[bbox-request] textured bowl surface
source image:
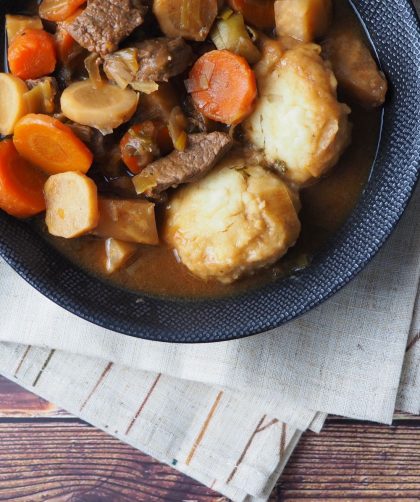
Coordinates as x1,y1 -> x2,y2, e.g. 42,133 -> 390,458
0,0 -> 419,343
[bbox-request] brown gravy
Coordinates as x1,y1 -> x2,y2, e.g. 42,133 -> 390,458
5,0 -> 383,298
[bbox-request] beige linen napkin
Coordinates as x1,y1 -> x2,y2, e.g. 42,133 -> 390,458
0,184 -> 418,500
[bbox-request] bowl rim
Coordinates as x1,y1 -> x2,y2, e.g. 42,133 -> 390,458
0,0 -> 419,343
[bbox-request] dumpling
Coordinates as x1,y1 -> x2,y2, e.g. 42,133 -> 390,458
244,40 -> 351,185
164,153 -> 301,284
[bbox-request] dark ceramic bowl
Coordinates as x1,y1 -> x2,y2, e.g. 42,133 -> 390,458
1,1 -> 419,343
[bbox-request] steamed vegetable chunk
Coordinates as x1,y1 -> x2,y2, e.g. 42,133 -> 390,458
0,140 -> 46,218
105,238 -> 138,274
275,0 -> 332,42
165,154 -> 301,284
5,15 -> 43,43
210,12 -> 261,65
153,0 -> 218,41
45,172 -> 99,238
13,114 -> 93,175
244,41 -> 351,185
323,27 -> 388,108
60,81 -> 139,132
188,50 -> 257,125
24,77 -> 57,114
94,199 -> 159,245
0,74 -> 29,136
8,29 -> 57,80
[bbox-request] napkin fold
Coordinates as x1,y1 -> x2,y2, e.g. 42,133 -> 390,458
0,185 -> 418,500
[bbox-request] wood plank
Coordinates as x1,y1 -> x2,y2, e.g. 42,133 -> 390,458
276,421 -> 420,501
0,421 -> 220,501
0,375 -> 68,418
0,418 -> 417,501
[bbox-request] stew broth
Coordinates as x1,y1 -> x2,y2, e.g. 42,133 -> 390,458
2,0 -> 383,298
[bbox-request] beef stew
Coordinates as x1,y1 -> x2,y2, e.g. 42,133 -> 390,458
0,0 -> 385,298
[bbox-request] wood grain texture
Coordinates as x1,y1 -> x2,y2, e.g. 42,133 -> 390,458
0,422 -> 220,501
0,377 -> 418,501
278,420 -> 420,500
0,376 -> 68,418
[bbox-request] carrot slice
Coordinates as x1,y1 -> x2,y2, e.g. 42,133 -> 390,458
39,0 -> 86,22
188,50 -> 257,125
8,28 -> 57,80
0,140 -> 46,218
13,114 -> 93,175
228,0 -> 275,29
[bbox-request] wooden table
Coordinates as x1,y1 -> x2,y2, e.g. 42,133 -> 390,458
0,375 -> 418,501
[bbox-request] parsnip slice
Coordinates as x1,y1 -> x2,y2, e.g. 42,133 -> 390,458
6,15 -> 43,43
105,238 -> 138,274
153,0 -> 218,41
24,77 -> 57,114
94,198 -> 159,245
60,81 -> 139,132
0,73 -> 29,135
275,0 -> 332,42
45,172 -> 99,238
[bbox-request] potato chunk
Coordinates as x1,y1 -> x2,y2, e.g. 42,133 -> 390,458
104,238 -> 138,274
244,41 -> 351,185
322,27 -> 388,108
164,153 -> 301,284
275,0 -> 332,42
45,172 -> 99,239
94,198 -> 159,245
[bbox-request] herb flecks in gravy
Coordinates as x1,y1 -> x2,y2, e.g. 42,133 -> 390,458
1,0 -> 385,298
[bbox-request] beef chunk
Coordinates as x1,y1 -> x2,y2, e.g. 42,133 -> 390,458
104,38 -> 193,85
135,38 -> 193,82
64,0 -> 147,56
138,132 -> 233,195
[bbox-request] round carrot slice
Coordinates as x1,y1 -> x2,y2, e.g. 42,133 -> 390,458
8,28 -> 57,80
13,114 -> 93,176
188,50 -> 257,125
0,140 -> 46,218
